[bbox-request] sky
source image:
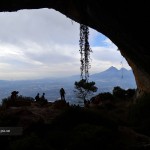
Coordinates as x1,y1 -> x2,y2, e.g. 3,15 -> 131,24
0,8 -> 131,80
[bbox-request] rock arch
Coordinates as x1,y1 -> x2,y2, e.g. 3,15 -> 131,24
0,0 -> 150,96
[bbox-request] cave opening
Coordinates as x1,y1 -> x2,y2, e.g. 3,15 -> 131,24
0,2 -> 150,149
0,8 -> 136,101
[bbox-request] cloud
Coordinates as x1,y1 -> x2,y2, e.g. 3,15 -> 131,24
0,9 -> 79,46
90,39 -> 131,73
0,8 -> 130,80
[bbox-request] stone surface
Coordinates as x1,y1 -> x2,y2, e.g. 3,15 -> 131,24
0,0 -> 150,95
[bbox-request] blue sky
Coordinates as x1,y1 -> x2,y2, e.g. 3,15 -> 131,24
90,33 -> 108,47
0,8 -> 131,80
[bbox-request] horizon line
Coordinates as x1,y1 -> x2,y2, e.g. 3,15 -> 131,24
0,66 -> 132,81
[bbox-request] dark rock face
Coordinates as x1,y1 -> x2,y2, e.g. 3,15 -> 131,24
0,0 -> 150,95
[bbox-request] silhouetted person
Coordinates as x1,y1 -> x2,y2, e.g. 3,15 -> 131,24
11,91 -> 19,101
35,93 -> 40,102
60,88 -> 65,101
41,93 -> 45,101
41,92 -> 48,104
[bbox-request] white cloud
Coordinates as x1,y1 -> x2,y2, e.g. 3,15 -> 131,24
0,8 -> 130,80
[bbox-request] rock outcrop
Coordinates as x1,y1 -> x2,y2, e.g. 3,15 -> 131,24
0,0 -> 150,96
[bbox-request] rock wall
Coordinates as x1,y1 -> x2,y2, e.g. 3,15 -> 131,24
120,49 -> 150,97
0,0 -> 150,96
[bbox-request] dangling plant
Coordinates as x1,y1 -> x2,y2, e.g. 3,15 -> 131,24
74,24 -> 97,101
79,24 -> 92,81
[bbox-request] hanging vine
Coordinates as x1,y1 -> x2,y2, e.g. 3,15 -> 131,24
74,24 -> 97,101
79,24 -> 92,81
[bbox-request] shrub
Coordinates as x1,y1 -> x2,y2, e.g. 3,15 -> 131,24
1,95 -> 34,108
113,86 -> 126,99
126,89 -> 136,98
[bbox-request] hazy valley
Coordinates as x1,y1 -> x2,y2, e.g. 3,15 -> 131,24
0,66 -> 136,105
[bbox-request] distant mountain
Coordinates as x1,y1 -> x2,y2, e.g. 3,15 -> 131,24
0,66 -> 136,105
91,66 -> 119,79
90,66 -> 136,93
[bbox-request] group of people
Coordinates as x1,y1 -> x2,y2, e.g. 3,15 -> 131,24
10,88 -> 66,103
35,93 -> 46,102
35,88 -> 66,102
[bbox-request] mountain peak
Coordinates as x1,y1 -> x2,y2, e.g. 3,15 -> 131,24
106,66 -> 118,71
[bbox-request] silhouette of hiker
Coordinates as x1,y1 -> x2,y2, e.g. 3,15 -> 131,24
11,91 -> 19,101
35,93 -> 40,102
41,92 -> 48,104
41,93 -> 45,101
60,88 -> 65,100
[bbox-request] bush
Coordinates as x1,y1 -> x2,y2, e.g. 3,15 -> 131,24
126,89 -> 136,98
113,87 -> 136,100
98,92 -> 114,101
113,86 -> 126,99
90,92 -> 114,104
2,95 -> 34,108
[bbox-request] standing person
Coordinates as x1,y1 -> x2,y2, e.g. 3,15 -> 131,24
35,93 -> 40,102
60,88 -> 65,101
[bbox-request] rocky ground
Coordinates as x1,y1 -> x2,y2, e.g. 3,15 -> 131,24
0,98 -> 150,150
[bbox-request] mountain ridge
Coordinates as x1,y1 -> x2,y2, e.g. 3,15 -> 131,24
90,66 -> 132,80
